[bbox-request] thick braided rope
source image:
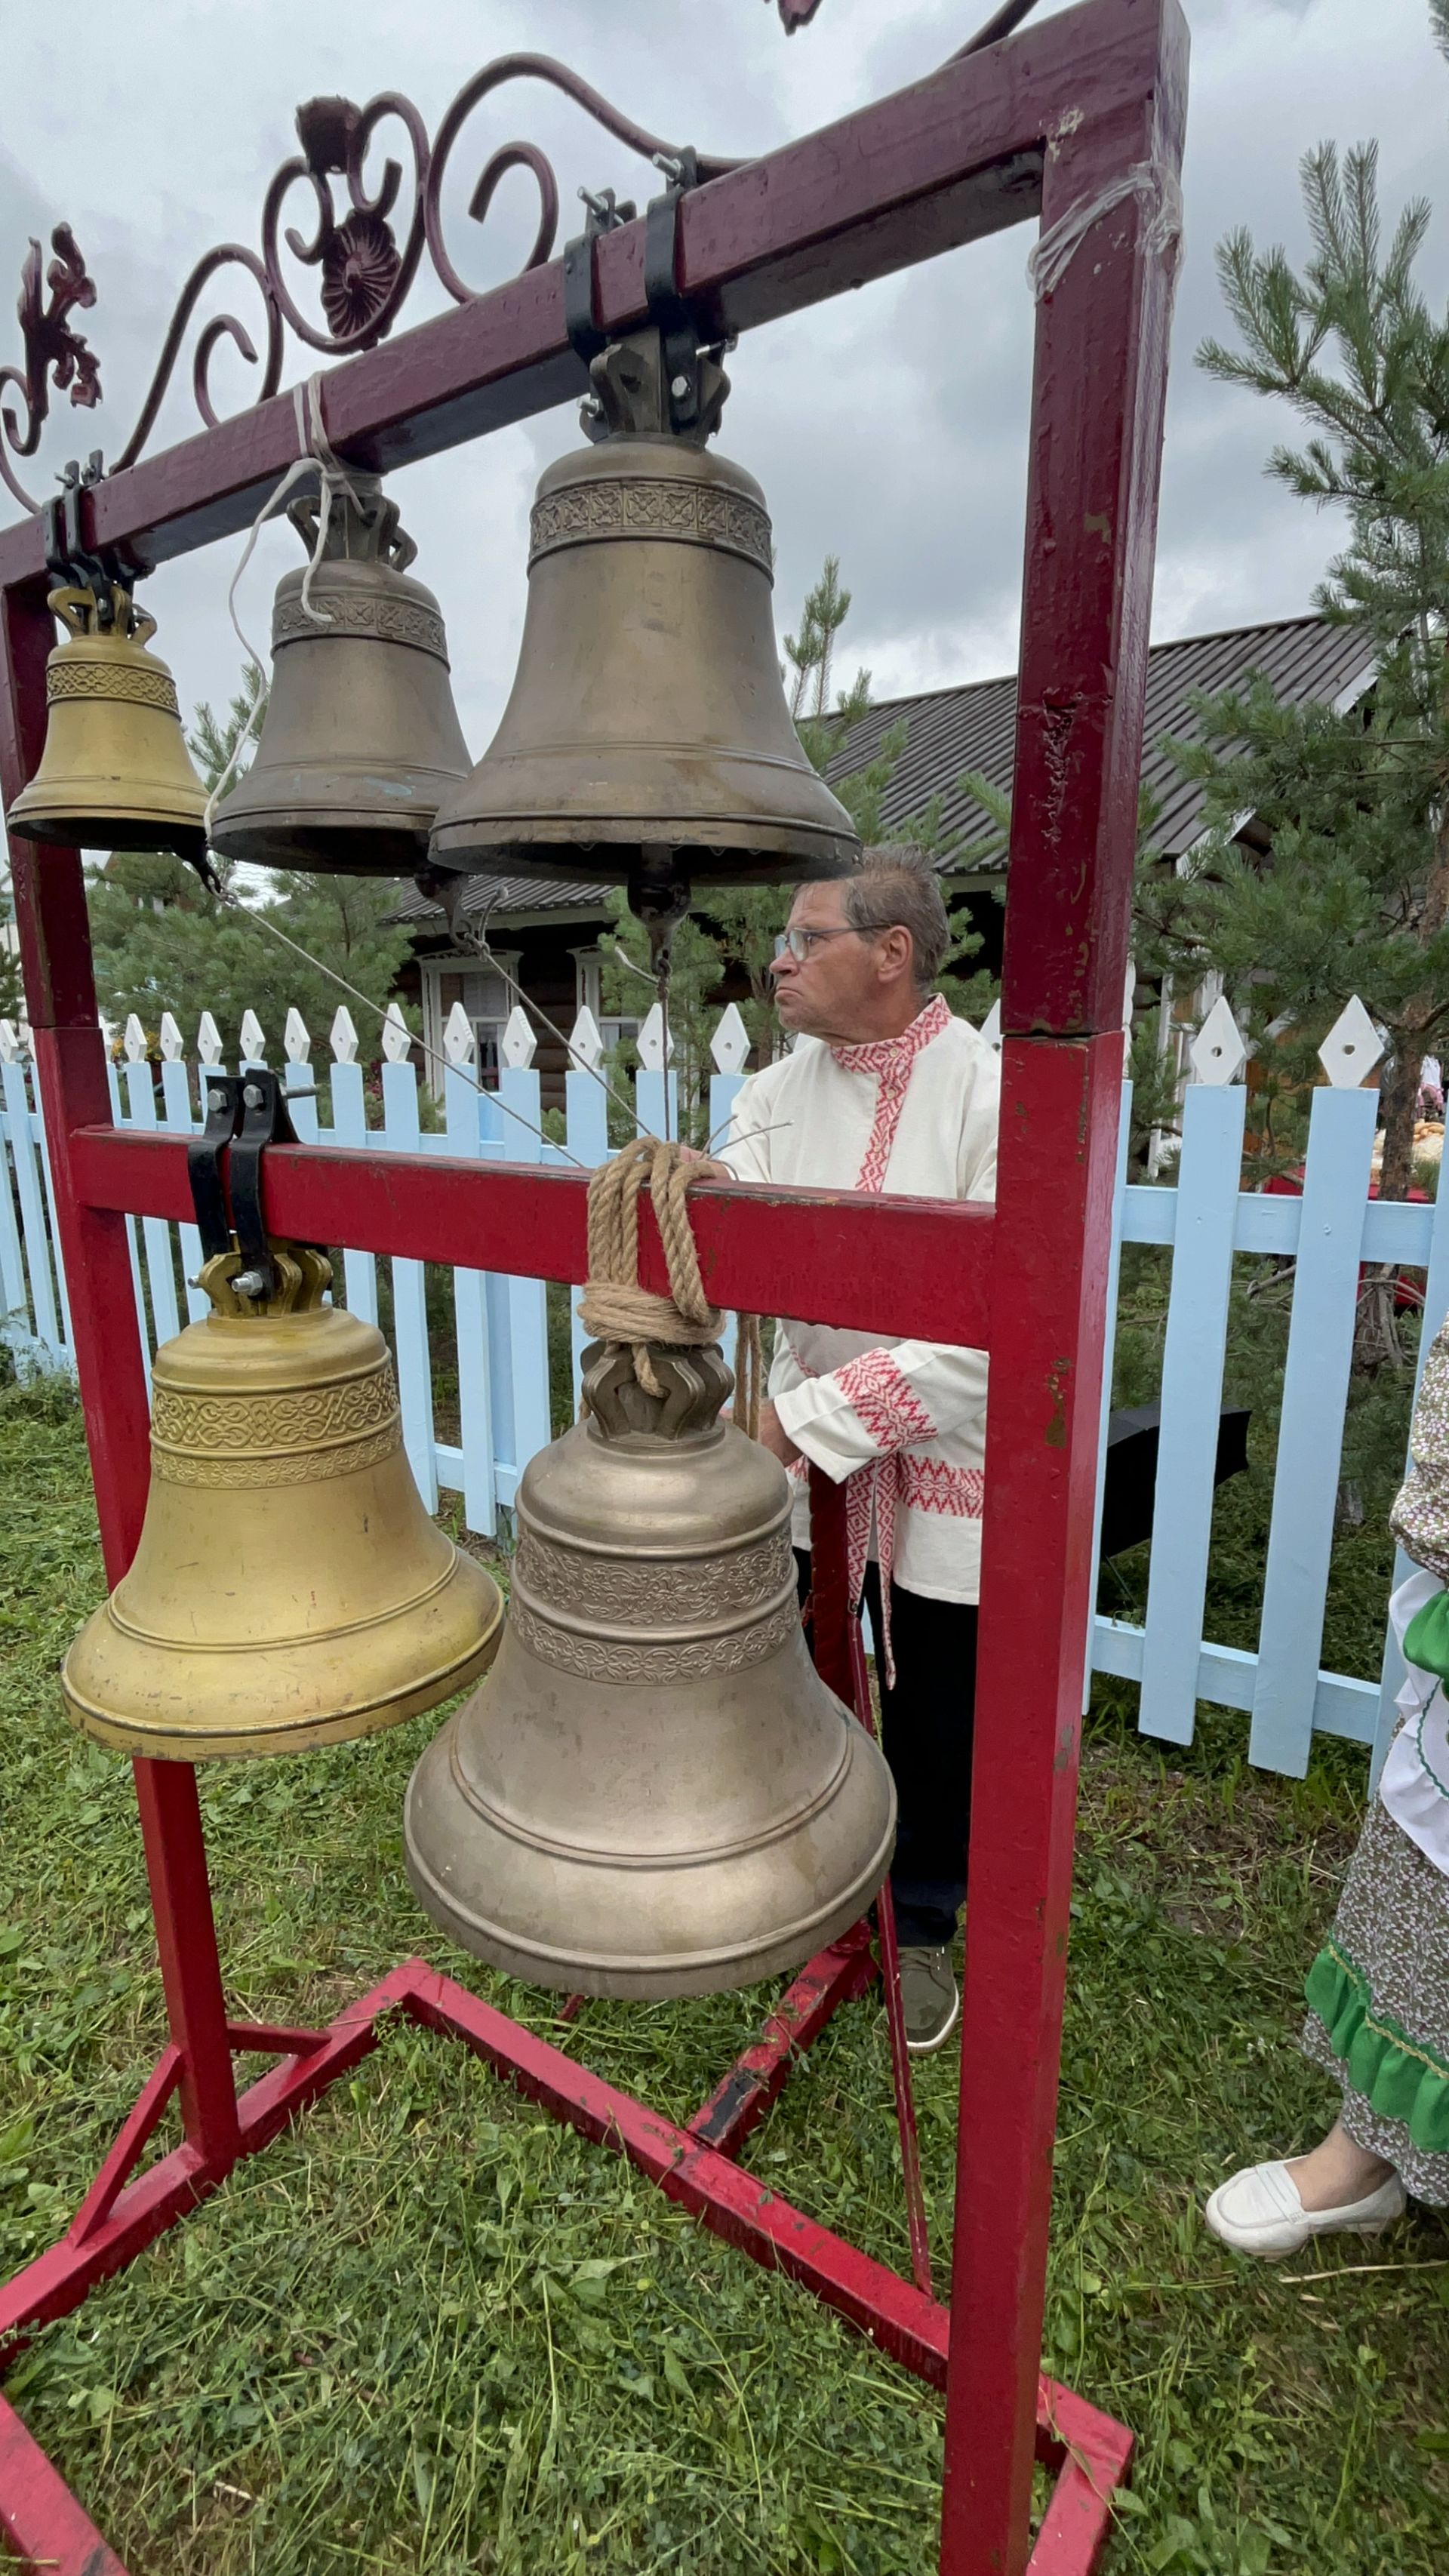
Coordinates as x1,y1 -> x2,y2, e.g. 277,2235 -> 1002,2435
578,1137 -> 762,1437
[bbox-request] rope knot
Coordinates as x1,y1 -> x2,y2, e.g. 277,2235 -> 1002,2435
577,1136 -> 761,1438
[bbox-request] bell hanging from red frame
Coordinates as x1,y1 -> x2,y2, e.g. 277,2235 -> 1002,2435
403,1334 -> 895,1999
5,581 -> 208,861
208,472 -> 472,877
426,328 -> 860,924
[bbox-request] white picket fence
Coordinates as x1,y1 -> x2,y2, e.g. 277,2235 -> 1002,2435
2,991 -> 1444,1783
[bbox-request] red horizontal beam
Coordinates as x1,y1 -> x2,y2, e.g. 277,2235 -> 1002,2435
0,0 -> 1167,583
66,1124 -> 995,1344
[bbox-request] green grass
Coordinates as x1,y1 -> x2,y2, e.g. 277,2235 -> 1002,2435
1,1379 -> 1447,2574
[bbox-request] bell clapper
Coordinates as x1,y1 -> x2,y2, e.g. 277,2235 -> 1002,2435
627,845 -> 692,1142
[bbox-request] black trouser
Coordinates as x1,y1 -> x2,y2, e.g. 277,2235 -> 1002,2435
795,1550 -> 977,1950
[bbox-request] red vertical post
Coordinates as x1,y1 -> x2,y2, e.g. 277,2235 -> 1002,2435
806,1463 -> 853,1704
940,16 -> 1189,2572
1,580 -> 241,2169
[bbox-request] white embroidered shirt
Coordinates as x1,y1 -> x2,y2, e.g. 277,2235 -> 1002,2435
721,995 -> 998,1618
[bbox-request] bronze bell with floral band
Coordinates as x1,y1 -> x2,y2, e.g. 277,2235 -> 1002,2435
426,322 -> 860,944
62,1073 -> 501,1760
5,581 -> 208,861
403,1140 -> 895,1999
208,472 -> 472,877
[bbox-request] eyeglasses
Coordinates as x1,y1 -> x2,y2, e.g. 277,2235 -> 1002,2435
779,921 -> 898,963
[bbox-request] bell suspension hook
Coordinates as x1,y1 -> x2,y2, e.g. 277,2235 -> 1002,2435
229,1067 -> 312,1303
185,1071 -> 246,1265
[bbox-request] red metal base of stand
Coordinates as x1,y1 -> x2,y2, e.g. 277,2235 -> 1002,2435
0,1950 -> 1131,2576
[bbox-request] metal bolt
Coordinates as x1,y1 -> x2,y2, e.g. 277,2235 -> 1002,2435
670,374 -> 690,399
243,1082 -> 264,1107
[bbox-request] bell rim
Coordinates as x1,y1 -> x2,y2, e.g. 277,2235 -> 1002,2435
5,800 -> 207,858
206,812 -> 445,869
428,817 -> 860,873
401,1730 -> 896,2000
60,1571 -> 503,1761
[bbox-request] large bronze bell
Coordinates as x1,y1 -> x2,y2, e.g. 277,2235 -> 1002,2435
427,330 -> 859,909
63,1242 -> 502,1760
5,583 -> 208,860
404,1338 -> 895,1999
208,475 -> 471,876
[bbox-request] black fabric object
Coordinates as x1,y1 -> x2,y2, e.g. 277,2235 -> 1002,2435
1098,1403 -> 1251,1561
796,1550 -> 976,1950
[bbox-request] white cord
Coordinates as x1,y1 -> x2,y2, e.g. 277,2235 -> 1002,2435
202,374 -> 366,841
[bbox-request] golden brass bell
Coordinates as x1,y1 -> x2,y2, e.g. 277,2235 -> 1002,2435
63,1242 -> 502,1760
404,1338 -> 894,1999
209,475 -> 471,876
6,583 -> 208,860
428,331 -> 860,900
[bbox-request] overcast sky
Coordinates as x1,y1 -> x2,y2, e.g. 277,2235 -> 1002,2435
2,0 -> 1446,757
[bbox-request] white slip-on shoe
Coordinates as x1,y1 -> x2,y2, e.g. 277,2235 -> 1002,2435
1203,2158 -> 1406,2259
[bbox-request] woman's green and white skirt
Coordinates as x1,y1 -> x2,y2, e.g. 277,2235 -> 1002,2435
1303,1789 -> 1449,2205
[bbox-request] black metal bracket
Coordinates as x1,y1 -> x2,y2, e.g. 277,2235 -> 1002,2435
229,1069 -> 303,1301
183,1067 -> 316,1297
186,1072 -> 245,1263
40,454 -> 129,622
642,150 -> 711,437
563,185 -> 637,372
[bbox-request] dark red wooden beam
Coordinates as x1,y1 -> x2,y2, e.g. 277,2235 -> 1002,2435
0,0 -> 1173,583
65,1122 -> 995,1344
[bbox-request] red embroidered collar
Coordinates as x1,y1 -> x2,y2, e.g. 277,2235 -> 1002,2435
829,993 -> 953,1192
827,990 -> 952,1079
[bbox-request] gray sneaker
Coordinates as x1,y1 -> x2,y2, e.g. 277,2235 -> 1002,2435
898,1947 -> 959,2054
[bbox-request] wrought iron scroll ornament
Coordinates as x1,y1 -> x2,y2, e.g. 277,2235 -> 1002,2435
0,56 -> 742,515
0,226 -> 100,509
0,14 -> 1045,511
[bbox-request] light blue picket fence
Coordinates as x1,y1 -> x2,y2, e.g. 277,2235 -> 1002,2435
2,993 -> 1444,1783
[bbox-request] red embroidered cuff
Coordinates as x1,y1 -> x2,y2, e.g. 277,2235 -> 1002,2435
834,1349 -> 937,1455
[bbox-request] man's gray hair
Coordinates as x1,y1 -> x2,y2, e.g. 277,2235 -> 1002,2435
840,843 -> 950,991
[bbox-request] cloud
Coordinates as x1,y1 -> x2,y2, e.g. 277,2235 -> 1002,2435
2,0 -> 1445,752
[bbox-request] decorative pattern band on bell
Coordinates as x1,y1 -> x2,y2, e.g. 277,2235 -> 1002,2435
208,472 -> 472,877
63,1241 -> 502,1761
403,1334 -> 895,1999
427,328 -> 860,896
5,583 -> 208,860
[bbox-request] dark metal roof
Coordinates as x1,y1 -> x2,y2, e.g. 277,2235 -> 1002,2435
822,614 -> 1377,869
395,871 -> 614,928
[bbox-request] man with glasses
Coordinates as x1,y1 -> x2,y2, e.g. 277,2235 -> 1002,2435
721,845 -> 999,2052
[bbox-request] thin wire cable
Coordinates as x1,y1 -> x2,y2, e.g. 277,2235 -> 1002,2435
464,895 -> 643,1135
220,891 -> 586,1166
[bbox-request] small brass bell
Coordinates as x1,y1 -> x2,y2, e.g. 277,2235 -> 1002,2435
208,474 -> 471,876
404,1338 -> 894,1999
5,583 -> 208,860
428,330 -> 860,908
63,1242 -> 502,1760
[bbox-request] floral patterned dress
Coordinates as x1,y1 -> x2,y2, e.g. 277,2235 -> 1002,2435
1301,1317 -> 1449,2202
